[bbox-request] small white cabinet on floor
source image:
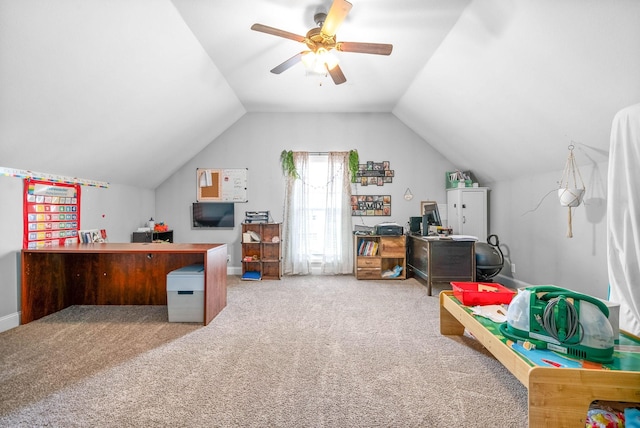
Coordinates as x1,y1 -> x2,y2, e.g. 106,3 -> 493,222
446,187 -> 489,241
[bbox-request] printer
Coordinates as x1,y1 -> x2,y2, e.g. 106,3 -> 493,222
375,222 -> 403,236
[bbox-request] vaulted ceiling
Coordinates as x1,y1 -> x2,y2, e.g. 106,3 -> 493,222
1,0 -> 639,188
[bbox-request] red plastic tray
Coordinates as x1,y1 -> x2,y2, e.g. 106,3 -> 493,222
451,282 -> 516,306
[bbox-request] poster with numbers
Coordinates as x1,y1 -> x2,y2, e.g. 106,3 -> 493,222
23,180 -> 81,249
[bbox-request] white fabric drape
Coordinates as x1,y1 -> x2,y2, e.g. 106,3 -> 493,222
607,103 -> 640,336
282,151 -> 353,275
283,152 -> 311,275
321,152 -> 354,274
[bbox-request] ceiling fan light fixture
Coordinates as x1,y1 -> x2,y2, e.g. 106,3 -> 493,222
251,0 -> 391,85
302,49 -> 339,75
319,48 -> 339,70
301,51 -> 321,74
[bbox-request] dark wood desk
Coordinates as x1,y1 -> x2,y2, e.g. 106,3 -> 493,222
21,243 -> 227,325
406,235 -> 475,295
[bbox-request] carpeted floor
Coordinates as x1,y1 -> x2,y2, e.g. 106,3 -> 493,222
0,275 -> 528,427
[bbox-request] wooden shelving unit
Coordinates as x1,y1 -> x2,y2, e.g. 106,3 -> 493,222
354,234 -> 406,280
241,223 -> 282,280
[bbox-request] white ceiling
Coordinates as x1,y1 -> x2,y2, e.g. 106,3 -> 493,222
172,0 -> 470,113
1,0 -> 639,188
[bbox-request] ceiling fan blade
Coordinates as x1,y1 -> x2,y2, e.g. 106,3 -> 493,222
270,52 -> 305,74
327,64 -> 347,85
251,23 -> 306,43
321,0 -> 352,37
337,42 -> 393,55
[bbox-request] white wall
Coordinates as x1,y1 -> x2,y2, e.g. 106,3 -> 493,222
155,112 -> 456,270
489,159 -> 609,299
0,177 -> 24,332
2,113 -> 613,333
81,184 -> 156,243
0,177 -> 154,332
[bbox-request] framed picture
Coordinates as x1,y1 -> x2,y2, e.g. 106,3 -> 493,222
351,195 -> 391,216
420,201 -> 442,226
420,200 -> 437,215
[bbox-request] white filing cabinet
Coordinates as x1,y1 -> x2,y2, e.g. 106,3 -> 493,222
446,187 -> 489,241
166,264 -> 204,322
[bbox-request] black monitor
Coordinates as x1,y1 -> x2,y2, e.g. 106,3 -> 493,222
409,216 -> 422,233
421,202 -> 441,235
192,202 -> 235,228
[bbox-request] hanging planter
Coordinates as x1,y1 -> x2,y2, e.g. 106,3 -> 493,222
348,150 -> 359,183
280,150 -> 298,179
558,144 -> 585,237
557,187 -> 584,207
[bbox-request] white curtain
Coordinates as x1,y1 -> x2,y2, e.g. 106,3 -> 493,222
283,152 -> 311,275
282,151 -> 353,275
321,152 -> 354,274
607,103 -> 640,335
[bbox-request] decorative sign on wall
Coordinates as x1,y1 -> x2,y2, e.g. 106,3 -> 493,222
1,166 -> 109,188
196,168 -> 248,202
351,195 -> 391,216
23,179 -> 81,249
354,161 -> 394,186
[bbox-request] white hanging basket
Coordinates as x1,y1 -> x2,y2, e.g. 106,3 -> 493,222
557,187 -> 585,207
557,144 -> 585,238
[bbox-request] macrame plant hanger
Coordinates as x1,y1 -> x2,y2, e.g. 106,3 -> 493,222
558,144 -> 585,238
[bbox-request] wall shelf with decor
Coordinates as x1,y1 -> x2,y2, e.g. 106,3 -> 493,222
241,223 -> 282,280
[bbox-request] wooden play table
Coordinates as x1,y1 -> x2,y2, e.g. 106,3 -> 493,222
440,290 -> 640,427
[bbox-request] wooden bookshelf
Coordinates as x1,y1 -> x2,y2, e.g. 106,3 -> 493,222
354,235 -> 406,280
241,223 -> 282,280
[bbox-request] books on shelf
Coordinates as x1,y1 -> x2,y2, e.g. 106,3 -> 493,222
357,239 -> 379,256
79,229 -> 108,243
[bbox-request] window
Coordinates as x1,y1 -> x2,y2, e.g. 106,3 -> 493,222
282,152 -> 353,275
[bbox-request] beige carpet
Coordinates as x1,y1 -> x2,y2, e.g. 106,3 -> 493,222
0,275 -> 527,427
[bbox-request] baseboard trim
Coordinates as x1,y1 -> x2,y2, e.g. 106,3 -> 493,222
228,266 -> 242,276
494,274 -> 532,289
0,311 -> 20,333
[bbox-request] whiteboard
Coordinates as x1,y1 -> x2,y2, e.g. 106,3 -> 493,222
196,168 -> 247,202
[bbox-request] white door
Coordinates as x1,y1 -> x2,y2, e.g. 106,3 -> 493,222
447,188 -> 488,240
460,190 -> 487,240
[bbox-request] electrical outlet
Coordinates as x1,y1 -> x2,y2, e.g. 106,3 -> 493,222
511,263 -> 516,274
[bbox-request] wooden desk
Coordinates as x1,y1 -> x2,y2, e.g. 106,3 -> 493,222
407,235 -> 475,295
440,291 -> 640,427
21,243 -> 227,326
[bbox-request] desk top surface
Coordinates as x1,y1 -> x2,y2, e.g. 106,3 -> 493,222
22,242 -> 226,254
407,233 -> 476,243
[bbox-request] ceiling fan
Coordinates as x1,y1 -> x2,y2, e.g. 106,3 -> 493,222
251,0 -> 393,85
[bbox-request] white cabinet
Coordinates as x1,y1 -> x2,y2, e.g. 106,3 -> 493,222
446,187 -> 488,241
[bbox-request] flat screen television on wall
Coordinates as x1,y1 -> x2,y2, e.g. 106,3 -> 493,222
192,202 -> 235,228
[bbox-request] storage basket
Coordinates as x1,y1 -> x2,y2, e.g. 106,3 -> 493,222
451,282 -> 516,306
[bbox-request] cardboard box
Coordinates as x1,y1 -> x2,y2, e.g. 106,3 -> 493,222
166,264 -> 204,322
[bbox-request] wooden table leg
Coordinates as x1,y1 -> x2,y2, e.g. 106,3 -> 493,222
439,291 -> 465,335
528,367 -> 640,427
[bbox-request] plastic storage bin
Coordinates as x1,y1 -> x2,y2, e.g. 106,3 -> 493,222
451,282 -> 516,306
166,264 -> 204,322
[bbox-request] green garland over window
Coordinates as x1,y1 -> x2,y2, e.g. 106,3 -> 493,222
348,149 -> 359,183
280,150 -> 298,179
280,150 -> 359,182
